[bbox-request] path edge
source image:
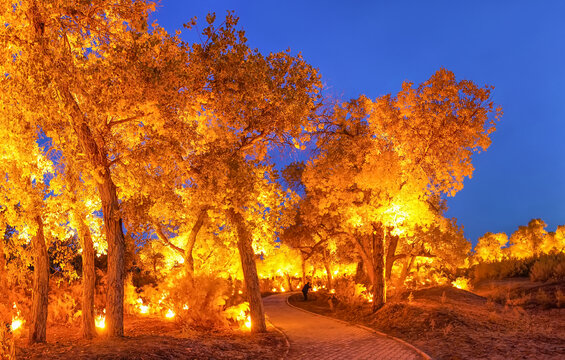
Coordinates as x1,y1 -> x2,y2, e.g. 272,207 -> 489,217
265,315 -> 290,360
284,293 -> 432,360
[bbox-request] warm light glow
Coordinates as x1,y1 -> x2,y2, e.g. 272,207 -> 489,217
271,287 -> 277,292
224,302 -> 251,330
238,290 -> 243,294
329,289 -> 336,294
183,304 -> 189,310
136,298 -> 149,314
312,286 -> 319,292
95,315 -> 105,329
451,277 -> 471,290
165,309 -> 175,319
11,303 -> 23,332
11,318 -> 23,332
280,286 -> 286,292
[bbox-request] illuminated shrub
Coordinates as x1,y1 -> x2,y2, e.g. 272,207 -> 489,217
472,258 -> 534,282
530,253 -> 565,282
46,282 -> 83,326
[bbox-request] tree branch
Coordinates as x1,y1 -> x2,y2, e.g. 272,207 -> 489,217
153,223 -> 185,256
108,113 -> 151,128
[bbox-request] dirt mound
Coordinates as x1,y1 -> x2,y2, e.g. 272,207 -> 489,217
408,285 -> 487,305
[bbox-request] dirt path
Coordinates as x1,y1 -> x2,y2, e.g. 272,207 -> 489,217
263,293 -> 427,360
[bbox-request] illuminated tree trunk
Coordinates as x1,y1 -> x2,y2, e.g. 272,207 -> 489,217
65,92 -> 125,337
371,226 -> 386,312
322,250 -> 333,290
354,228 -> 386,312
400,255 -> 415,285
0,228 -> 6,293
184,208 -> 207,275
385,234 -> 399,281
228,209 -> 267,333
285,273 -> 293,291
300,254 -> 307,286
29,215 -> 48,344
100,186 -> 125,338
77,220 -> 96,339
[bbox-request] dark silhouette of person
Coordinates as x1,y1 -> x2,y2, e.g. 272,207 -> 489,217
302,282 -> 311,301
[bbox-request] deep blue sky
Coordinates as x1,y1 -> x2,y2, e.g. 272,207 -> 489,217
152,1 -> 565,245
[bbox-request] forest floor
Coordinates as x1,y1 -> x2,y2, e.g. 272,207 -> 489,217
289,279 -> 565,360
14,314 -> 287,359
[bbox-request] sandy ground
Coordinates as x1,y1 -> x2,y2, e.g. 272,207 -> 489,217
290,282 -> 565,360
14,315 -> 287,359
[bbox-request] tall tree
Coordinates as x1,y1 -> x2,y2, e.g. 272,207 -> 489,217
305,69 -> 500,310
0,0 -> 190,336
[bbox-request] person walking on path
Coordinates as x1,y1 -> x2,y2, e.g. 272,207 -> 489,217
302,282 -> 311,301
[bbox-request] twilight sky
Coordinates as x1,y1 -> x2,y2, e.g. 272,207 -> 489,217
152,0 -> 565,245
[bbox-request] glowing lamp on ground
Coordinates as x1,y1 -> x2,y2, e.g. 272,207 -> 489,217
139,304 -> 149,314
271,288 -> 277,292
95,315 -> 105,329
11,318 -> 23,332
165,309 -> 175,319
183,304 -> 189,310
451,277 -> 471,290
329,289 -> 336,294
11,303 -> 23,332
280,286 -> 286,292
244,315 -> 251,330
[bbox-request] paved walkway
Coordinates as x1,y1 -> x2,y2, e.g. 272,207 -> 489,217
263,293 -> 426,360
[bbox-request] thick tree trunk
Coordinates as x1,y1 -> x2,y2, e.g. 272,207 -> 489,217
101,189 -> 125,338
29,216 -> 48,344
184,208 -> 207,275
385,234 -> 399,281
371,228 -> 386,312
70,101 -> 125,337
78,220 -> 96,339
228,209 -> 266,333
354,238 -> 375,286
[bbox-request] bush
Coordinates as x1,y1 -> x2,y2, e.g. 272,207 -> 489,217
48,282 -> 81,326
165,274 -> 234,330
530,253 -> 565,282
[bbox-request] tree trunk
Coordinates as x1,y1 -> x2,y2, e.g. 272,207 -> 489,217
371,227 -> 386,312
184,208 -> 207,275
0,228 -> 7,295
78,220 -> 96,339
400,255 -> 415,285
354,237 -> 375,286
322,251 -> 333,290
385,234 -> 399,281
300,254 -> 306,287
70,102 -> 125,337
86,139 -> 124,338
228,209 -> 266,333
285,273 -> 293,291
29,215 -> 49,344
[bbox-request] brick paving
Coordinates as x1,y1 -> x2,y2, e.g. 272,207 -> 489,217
263,293 -> 426,360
